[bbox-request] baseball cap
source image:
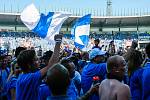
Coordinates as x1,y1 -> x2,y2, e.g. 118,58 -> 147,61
89,48 -> 106,60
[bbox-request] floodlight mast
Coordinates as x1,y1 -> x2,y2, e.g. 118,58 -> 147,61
106,0 -> 112,16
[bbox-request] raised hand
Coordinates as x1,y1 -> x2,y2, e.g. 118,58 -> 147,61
54,34 -> 63,43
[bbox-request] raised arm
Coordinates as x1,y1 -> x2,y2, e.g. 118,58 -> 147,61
40,34 -> 62,77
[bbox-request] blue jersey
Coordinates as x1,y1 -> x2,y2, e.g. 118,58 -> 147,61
38,83 -> 51,100
6,75 -> 17,100
0,68 -> 10,96
130,68 -> 143,100
141,60 -> 150,100
47,96 -> 73,100
38,80 -> 78,100
16,71 -> 41,100
130,59 -> 150,100
81,62 -> 106,100
81,62 -> 106,93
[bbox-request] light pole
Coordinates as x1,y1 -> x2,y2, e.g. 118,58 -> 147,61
106,0 -> 112,16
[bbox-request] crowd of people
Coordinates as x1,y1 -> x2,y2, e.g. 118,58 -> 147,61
0,34 -> 150,100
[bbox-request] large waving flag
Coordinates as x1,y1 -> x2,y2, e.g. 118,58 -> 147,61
71,14 -> 91,49
21,4 -> 71,40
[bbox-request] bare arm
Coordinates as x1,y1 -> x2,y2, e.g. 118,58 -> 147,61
40,34 -> 62,77
98,83 -> 102,97
78,83 -> 100,100
117,85 -> 131,100
10,88 -> 16,100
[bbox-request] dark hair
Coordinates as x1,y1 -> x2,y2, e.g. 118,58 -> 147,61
146,43 -> 150,58
17,50 -> 36,71
46,64 -> 70,95
15,47 -> 26,57
127,50 -> 144,74
128,50 -> 143,67
110,40 -> 114,44
42,50 -> 53,61
131,40 -> 138,49
60,58 -> 72,70
94,39 -> 100,43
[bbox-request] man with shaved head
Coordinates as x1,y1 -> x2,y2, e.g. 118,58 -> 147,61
46,63 -> 72,100
99,55 -> 131,100
46,63 -> 101,100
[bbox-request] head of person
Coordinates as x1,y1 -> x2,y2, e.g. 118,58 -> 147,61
15,47 -> 26,58
17,50 -> 39,73
42,50 -> 53,66
0,55 -> 6,69
46,63 -> 70,96
127,50 -> 144,75
145,43 -> 150,58
107,55 -> 126,82
89,48 -> 106,64
60,58 -> 75,79
81,51 -> 89,61
110,40 -> 114,46
4,55 -> 12,66
131,40 -> 138,49
94,39 -> 100,46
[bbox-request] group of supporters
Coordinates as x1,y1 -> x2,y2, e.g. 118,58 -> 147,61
0,34 -> 150,100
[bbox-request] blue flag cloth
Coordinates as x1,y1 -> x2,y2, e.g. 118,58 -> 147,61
20,4 -> 71,41
71,14 -> 91,49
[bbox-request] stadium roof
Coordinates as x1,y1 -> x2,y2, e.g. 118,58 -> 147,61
0,13 -> 150,27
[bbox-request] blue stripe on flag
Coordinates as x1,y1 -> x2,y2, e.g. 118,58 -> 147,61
75,14 -> 91,26
32,12 -> 54,38
74,42 -> 84,49
79,35 -> 89,46
72,14 -> 91,49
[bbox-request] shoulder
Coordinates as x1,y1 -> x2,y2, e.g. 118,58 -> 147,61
119,83 -> 130,94
73,71 -> 81,80
99,79 -> 109,88
75,71 -> 80,76
18,71 -> 41,82
98,63 -> 107,71
38,83 -> 50,92
115,83 -> 131,100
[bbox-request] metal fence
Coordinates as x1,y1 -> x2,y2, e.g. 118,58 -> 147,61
0,5 -> 150,17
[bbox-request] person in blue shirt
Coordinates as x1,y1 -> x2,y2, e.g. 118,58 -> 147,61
78,51 -> 89,74
81,48 -> 107,100
60,58 -> 79,98
40,50 -> 53,69
123,40 -> 138,85
38,52 -> 78,100
6,59 -> 23,100
122,49 -> 143,100
46,63 -> 73,100
46,63 -> 100,100
38,77 -> 78,100
0,55 -> 11,99
6,75 -> 18,100
16,34 -> 62,100
92,38 -> 102,50
6,47 -> 26,100
130,43 -> 150,100
38,82 -> 51,100
140,43 -> 150,100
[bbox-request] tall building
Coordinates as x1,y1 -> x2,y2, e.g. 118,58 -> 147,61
106,0 -> 112,16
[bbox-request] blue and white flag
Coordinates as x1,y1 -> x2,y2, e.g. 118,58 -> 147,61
21,4 -> 71,41
71,14 -> 91,49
